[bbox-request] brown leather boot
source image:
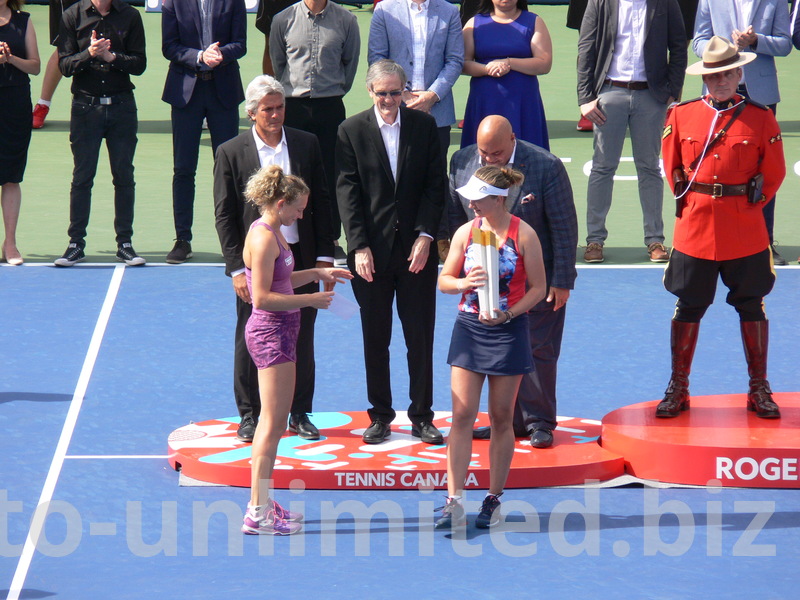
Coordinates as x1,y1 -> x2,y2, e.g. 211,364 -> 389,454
741,320 -> 780,418
656,320 -> 700,417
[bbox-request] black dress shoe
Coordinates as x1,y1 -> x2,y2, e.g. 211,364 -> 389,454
411,421 -> 444,444
530,428 -> 554,449
770,245 -> 787,266
472,426 -> 491,440
288,413 -> 320,440
363,420 -> 391,444
472,426 -> 528,440
237,415 -> 257,443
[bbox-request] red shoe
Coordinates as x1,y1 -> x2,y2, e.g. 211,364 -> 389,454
32,103 -> 50,129
577,115 -> 593,132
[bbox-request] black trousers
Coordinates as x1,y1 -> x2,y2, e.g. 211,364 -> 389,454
350,241 -> 438,425
233,245 -> 319,420
513,304 -> 567,434
171,80 -> 239,242
284,96 -> 345,236
68,94 -> 138,246
664,248 -> 775,322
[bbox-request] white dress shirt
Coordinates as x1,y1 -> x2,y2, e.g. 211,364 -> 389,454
374,104 -> 401,180
606,0 -> 648,83
406,0 -> 429,91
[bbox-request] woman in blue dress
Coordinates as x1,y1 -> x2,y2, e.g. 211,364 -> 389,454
460,0 -> 552,150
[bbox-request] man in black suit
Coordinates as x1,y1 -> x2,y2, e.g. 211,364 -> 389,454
161,0 -> 247,264
214,75 -> 335,442
336,60 -> 445,445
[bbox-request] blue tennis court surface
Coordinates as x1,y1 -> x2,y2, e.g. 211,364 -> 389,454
1,264 -> 799,599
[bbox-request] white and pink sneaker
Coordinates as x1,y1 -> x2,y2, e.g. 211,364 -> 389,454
242,501 -> 303,536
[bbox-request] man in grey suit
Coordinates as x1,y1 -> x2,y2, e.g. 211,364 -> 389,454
692,0 -> 792,265
368,0 -> 464,176
578,0 -> 687,264
449,115 -> 578,448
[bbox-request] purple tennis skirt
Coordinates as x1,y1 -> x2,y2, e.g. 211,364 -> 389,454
245,310 -> 301,369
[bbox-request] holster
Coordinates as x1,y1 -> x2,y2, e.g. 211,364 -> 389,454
673,168 -> 688,217
747,173 -> 764,204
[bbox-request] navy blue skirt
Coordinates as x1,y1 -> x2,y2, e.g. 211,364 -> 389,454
447,311 -> 533,376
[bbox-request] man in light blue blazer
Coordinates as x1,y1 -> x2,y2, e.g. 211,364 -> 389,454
369,0 -> 464,241
692,0 -> 791,264
793,0 -> 800,49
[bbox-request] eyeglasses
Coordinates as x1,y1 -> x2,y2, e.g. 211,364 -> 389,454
371,89 -> 403,98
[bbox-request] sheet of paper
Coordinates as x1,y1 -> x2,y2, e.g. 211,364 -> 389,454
328,291 -> 360,320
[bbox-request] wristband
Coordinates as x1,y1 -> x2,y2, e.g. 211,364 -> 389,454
456,278 -> 465,292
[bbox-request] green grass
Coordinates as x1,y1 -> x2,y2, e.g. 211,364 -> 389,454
16,5 -> 800,264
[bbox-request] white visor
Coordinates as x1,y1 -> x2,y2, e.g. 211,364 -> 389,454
456,175 -> 509,201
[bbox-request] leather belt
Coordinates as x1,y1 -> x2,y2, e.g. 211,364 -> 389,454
73,92 -> 133,106
195,71 -> 215,80
689,181 -> 747,198
605,79 -> 649,90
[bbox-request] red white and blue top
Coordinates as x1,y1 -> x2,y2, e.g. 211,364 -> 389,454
458,216 -> 527,314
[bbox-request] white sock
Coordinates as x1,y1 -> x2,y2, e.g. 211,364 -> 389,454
37,99 -> 52,107
247,502 -> 269,515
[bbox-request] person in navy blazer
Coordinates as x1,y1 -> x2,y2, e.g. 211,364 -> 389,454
162,0 -> 247,264
692,0 -> 791,265
214,75 -> 334,442
449,115 -> 578,448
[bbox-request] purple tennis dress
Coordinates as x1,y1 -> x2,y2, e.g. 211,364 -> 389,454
245,220 -> 301,369
460,11 -> 549,151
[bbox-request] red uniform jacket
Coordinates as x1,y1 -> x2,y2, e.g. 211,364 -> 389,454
662,96 -> 785,261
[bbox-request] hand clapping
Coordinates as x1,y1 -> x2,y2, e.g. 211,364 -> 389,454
202,42 -> 223,68
89,31 -> 115,62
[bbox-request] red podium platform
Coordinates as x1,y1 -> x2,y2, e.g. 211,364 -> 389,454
168,411 -> 624,489
601,393 -> 800,488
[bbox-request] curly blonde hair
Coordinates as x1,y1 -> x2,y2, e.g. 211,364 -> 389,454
473,165 -> 525,190
245,165 -> 309,213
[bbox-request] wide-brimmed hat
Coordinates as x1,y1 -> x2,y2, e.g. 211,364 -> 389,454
456,175 -> 509,201
686,36 -> 756,75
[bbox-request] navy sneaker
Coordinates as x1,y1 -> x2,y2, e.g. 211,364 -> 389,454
434,497 -> 466,529
475,493 -> 502,529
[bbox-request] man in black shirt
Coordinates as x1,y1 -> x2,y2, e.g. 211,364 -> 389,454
54,0 -> 147,267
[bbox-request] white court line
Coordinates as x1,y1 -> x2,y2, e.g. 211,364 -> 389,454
7,264 -> 126,600
64,455 -> 169,459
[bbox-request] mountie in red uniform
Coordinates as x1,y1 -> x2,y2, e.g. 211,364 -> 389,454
662,94 -> 785,261
657,92 -> 786,421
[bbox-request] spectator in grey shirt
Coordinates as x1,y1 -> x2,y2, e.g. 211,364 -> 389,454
270,0 -> 360,251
